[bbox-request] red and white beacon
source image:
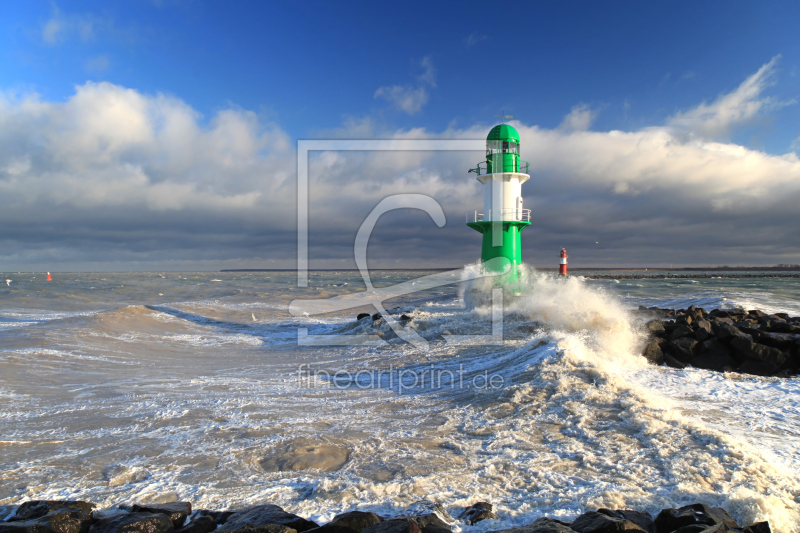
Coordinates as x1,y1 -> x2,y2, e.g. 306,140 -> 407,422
559,249 -> 568,276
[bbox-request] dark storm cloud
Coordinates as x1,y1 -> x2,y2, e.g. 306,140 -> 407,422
1,57 -> 799,271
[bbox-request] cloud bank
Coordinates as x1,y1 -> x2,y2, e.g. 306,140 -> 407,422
1,57 -> 799,271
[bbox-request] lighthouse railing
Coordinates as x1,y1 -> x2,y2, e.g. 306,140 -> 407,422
469,160 -> 530,175
467,209 -> 530,223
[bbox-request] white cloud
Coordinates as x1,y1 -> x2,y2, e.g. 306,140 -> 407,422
374,85 -> 429,114
41,4 -> 116,45
667,55 -> 794,139
2,58 -> 800,269
464,32 -> 487,47
558,104 -> 598,132
374,57 -> 436,115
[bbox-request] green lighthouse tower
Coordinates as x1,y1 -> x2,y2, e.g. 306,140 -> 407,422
467,121 -> 531,282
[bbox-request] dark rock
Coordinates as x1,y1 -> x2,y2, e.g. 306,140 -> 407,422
11,504 -> 96,523
663,354 -> 688,369
371,313 -> 382,321
654,504 -> 738,533
486,517 -> 574,533
304,525 -> 358,533
394,502 -> 451,532
742,522 -> 770,533
571,511 -> 648,533
663,322 -> 679,334
0,522 -> 62,533
669,325 -> 694,342
2,503 -> 95,533
757,332 -> 795,351
730,338 -> 786,367
693,320 -> 712,341
362,522 -> 419,533
176,517 -> 216,533
642,340 -> 664,365
712,324 -> 749,342
89,513 -> 174,533
131,504 -> 191,528
330,513 -> 383,533
769,322 -> 800,334
195,513 -> 234,527
400,315 -> 411,321
711,317 -> 734,327
645,321 -> 666,335
389,519 -> 446,533
690,351 -> 737,372
737,360 -> 779,376
218,505 -> 317,533
668,338 -> 698,361
749,310 -> 767,318
697,339 -> 729,355
669,526 -> 707,533
596,512 -> 654,533
676,315 -> 693,327
356,313 -> 370,321
458,503 -> 497,525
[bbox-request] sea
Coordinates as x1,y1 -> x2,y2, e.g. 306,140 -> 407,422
1,268 -> 799,531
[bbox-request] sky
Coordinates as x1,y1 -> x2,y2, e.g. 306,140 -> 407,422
1,1 -> 800,271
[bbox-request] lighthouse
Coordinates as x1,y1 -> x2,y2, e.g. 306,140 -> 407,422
467,121 -> 531,283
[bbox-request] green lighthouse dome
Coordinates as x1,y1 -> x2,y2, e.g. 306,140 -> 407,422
487,124 -> 520,143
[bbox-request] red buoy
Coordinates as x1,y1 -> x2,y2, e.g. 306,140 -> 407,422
46,272 -> 52,281
559,249 -> 568,276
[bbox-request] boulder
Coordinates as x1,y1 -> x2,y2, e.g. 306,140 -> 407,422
757,332 -> 795,351
394,502 -> 452,532
596,511 -> 655,533
769,322 -> 800,334
729,338 -> 786,367
371,313 -> 383,321
458,503 -> 497,525
486,517 -> 573,533
742,522 -> 770,533
690,352 -> 737,372
642,340 -> 664,365
749,310 -> 767,318
711,317 -> 734,327
131,504 -> 192,528
668,338 -> 698,361
10,504 -> 96,523
304,525 -> 358,533
195,513 -> 234,526
694,320 -> 713,342
218,505 -> 317,533
330,513 -> 383,533
89,513 -> 174,533
737,360 -> 778,377
0,522 -> 62,533
655,504 -> 737,533
570,511 -> 648,533
1,503 -> 95,533
645,321 -> 666,335
676,315 -> 693,327
356,313 -> 370,321
669,325 -> 694,342
176,517 -> 217,533
713,324 -> 751,343
663,354 -> 687,369
362,522 -> 420,533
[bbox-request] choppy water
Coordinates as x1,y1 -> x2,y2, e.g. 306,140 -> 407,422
1,268 -> 799,531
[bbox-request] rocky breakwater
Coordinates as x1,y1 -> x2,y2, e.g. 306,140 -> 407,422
0,500 -> 772,533
639,306 -> 800,377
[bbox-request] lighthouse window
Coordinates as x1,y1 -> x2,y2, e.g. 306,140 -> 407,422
502,142 -> 519,154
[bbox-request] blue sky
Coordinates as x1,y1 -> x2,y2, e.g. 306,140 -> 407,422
1,1 -> 800,270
